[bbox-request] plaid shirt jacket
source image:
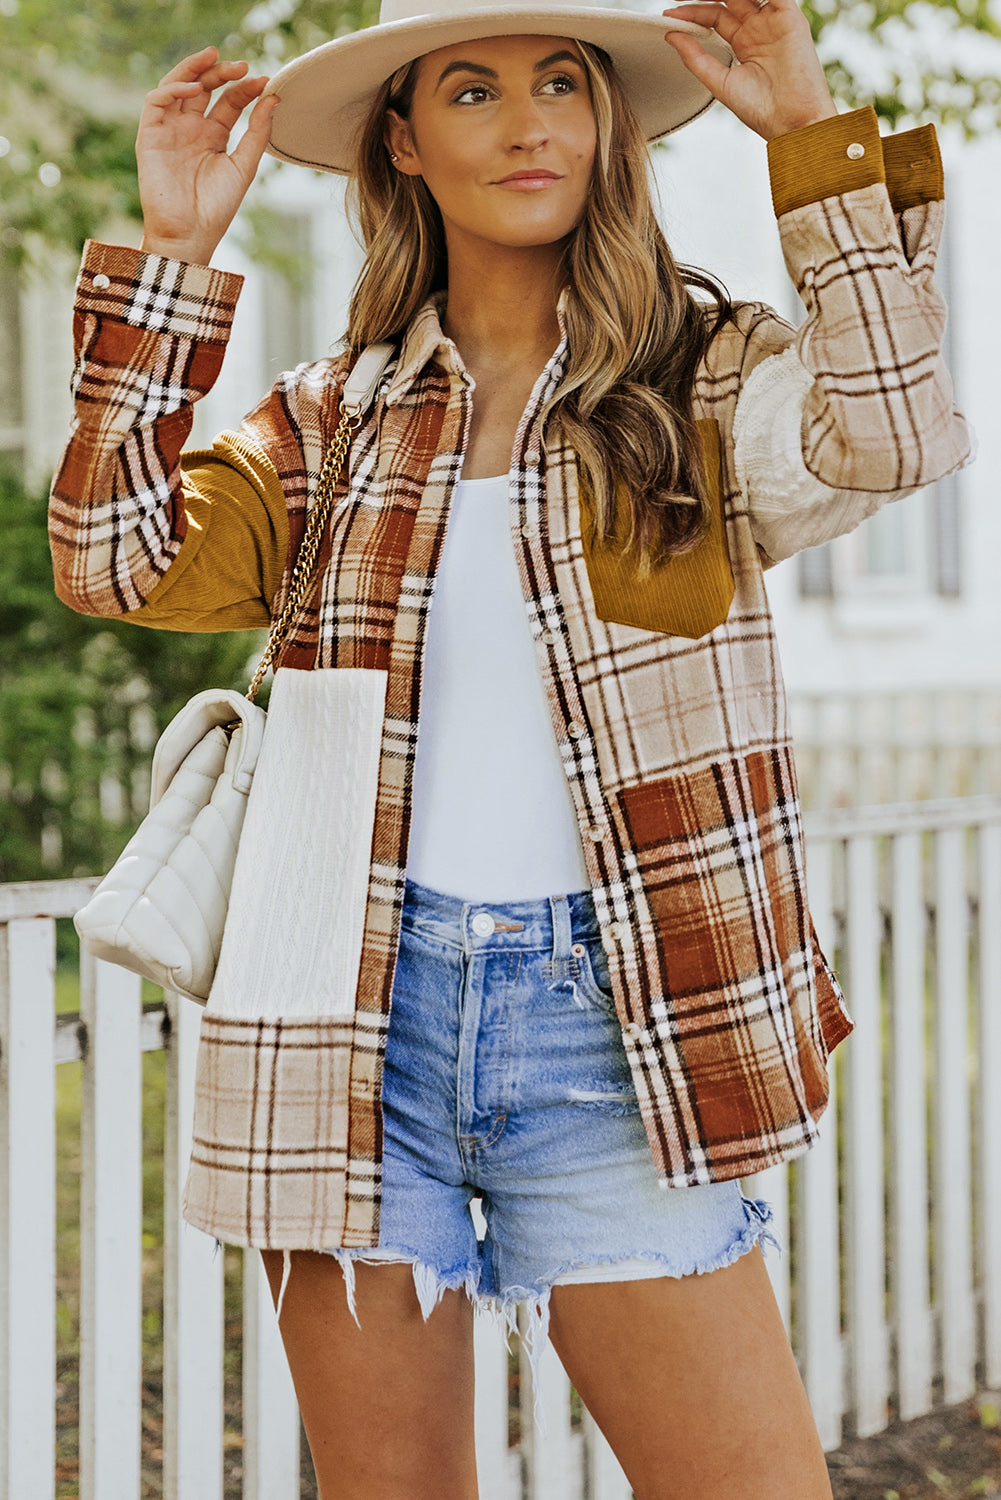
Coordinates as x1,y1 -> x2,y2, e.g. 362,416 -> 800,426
50,108 -> 972,1249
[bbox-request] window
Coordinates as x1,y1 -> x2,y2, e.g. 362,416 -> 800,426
0,268 -> 24,464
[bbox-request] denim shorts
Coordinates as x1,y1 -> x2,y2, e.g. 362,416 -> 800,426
272,877 -> 779,1406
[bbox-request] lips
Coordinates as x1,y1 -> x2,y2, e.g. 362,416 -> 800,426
496,170 -> 561,183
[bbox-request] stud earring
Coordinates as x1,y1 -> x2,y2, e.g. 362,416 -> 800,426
390,153 -> 399,163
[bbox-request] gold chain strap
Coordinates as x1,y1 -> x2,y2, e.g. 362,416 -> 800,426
246,401 -> 362,703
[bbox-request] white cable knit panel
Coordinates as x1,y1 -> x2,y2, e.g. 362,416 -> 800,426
206,666 -> 387,1019
734,345 -> 898,565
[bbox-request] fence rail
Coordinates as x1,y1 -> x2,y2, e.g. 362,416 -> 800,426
2,796 -> 1000,1497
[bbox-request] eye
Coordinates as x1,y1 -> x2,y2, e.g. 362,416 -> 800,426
453,82 -> 494,104
539,72 -> 578,96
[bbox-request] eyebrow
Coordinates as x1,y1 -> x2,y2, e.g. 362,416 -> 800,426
433,49 -> 583,93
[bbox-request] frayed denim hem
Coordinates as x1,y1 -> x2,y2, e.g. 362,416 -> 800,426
273,1243 -> 482,1326
262,1194 -> 780,1439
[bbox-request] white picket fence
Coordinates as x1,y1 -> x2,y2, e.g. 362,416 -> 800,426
2,794 -> 1000,1498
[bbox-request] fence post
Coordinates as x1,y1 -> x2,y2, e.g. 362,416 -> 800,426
518,1306 -> 579,1499
844,834 -> 890,1436
163,993 -> 225,1499
889,832 -> 934,1420
934,829 -> 977,1403
800,836 -> 843,1451
979,822 -> 1001,1388
474,1313 -> 516,1500
0,917 -> 57,1500
79,954 -> 144,1500
242,1248 -> 300,1500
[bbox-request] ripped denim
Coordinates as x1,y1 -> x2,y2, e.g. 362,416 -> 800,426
267,877 -> 781,1430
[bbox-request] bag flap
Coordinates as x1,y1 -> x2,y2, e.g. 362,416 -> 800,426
149,689 -> 267,808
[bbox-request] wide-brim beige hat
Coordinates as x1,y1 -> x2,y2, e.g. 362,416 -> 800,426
262,0 -> 734,175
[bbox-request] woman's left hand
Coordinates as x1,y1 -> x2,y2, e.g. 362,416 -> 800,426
664,0 -> 837,141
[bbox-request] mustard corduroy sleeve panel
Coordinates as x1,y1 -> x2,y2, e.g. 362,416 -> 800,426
128,429 -> 289,632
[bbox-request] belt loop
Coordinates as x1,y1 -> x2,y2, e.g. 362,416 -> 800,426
548,894 -> 573,965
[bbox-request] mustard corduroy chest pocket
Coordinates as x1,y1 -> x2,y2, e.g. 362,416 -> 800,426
577,419 -> 734,641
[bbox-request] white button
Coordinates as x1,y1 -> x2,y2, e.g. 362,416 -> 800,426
93,273 -> 110,289
846,142 -> 865,160
586,823 -> 605,841
622,1022 -> 643,1041
541,630 -> 556,646
471,912 -> 495,937
521,523 -> 538,539
567,720 -> 586,740
524,448 -> 540,465
607,922 -> 624,941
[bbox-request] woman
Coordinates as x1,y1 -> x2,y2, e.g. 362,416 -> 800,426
49,0 -> 971,1495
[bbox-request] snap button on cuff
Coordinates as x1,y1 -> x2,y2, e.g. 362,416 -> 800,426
471,912 -> 495,937
846,142 -> 865,160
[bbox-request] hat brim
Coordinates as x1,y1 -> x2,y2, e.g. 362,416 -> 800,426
262,8 -> 733,175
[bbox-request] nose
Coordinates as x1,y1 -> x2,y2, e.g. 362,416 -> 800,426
502,94 -> 549,152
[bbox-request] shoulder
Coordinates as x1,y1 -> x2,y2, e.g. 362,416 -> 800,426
696,300 -> 796,412
241,352 -> 356,448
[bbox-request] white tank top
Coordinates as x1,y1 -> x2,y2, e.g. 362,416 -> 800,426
406,473 -> 590,902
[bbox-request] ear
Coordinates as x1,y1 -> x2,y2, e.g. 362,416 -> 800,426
384,109 -> 422,175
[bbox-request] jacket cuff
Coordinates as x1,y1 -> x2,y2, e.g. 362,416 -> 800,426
768,108 -> 945,219
882,124 -> 944,211
77,240 -> 244,344
768,107 -> 883,218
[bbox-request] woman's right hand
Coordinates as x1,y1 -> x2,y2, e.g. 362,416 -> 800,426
136,46 -> 278,266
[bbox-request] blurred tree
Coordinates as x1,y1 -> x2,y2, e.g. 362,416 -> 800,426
0,463 -> 259,881
1,0 -> 999,268
0,0 -> 379,269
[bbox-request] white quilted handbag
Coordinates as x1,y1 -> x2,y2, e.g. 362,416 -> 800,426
73,342 -> 394,1004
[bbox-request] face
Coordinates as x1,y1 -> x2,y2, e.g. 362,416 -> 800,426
385,34 -> 597,254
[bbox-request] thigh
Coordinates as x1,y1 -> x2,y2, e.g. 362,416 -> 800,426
547,1243 -> 833,1500
260,1250 -> 478,1500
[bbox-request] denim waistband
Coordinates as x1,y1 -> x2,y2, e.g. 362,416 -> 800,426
400,876 -> 601,958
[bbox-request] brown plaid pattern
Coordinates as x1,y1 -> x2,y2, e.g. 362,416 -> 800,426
49,116 -> 972,1248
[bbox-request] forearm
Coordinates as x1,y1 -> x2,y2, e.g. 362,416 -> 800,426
736,108 -> 973,562
48,240 -> 244,616
771,107 -> 970,491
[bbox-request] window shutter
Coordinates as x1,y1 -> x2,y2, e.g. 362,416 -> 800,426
932,190 -> 962,599
798,542 -> 835,599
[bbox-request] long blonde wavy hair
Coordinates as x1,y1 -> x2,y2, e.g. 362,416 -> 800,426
345,40 -> 732,570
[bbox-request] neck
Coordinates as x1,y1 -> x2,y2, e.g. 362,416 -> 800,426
440,236 -> 564,373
